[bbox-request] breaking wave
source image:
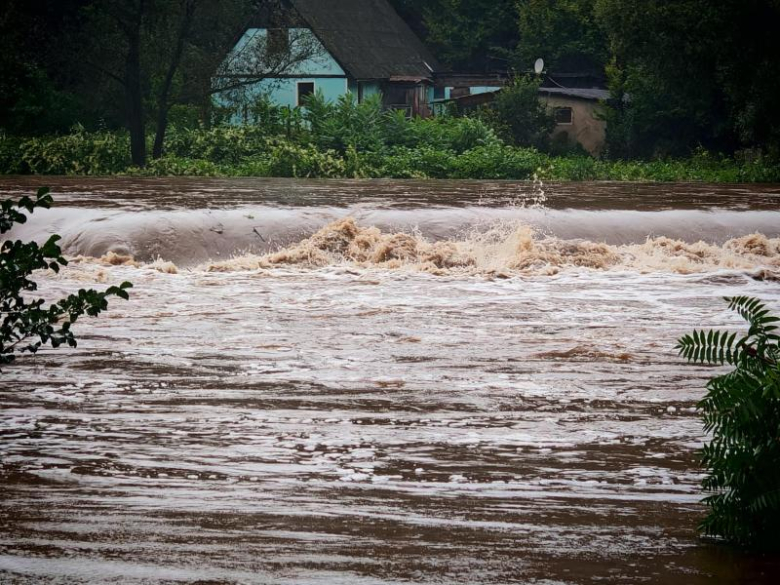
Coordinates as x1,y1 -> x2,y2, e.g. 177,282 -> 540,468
183,218 -> 780,276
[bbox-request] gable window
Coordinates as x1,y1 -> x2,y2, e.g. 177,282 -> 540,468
297,82 -> 315,106
267,28 -> 289,58
555,107 -> 573,125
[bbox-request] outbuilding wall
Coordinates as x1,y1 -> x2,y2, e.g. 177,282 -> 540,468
541,95 -> 606,156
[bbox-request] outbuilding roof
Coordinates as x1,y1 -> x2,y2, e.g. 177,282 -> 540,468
287,0 -> 441,80
538,87 -> 611,101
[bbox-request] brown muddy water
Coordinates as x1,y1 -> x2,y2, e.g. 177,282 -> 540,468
1,177 -> 780,584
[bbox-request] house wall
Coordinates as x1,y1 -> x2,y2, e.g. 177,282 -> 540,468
541,95 -> 606,155
359,81 -> 382,101
225,28 -> 344,76
256,77 -> 351,108
217,28 -> 350,112
440,86 -> 500,98
470,86 -> 500,96
217,27 -> 433,118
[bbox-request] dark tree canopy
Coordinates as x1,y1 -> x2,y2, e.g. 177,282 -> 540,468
595,0 -> 780,157
0,0 -> 93,134
421,0 -> 518,71
514,0 -> 608,75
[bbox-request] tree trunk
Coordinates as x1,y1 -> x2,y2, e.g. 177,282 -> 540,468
199,90 -> 212,128
152,0 -> 198,160
125,5 -> 146,167
151,104 -> 170,161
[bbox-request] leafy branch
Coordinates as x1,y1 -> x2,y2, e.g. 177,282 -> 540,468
1,188 -> 132,368
677,296 -> 780,548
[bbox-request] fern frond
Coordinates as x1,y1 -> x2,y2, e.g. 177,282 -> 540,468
682,297 -> 780,548
677,328 -> 740,365
727,296 -> 765,323
727,296 -> 780,337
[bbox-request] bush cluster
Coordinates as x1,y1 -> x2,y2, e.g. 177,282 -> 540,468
2,93 -> 779,182
11,128 -> 132,175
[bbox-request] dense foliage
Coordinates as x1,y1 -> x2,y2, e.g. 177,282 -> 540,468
3,0 -> 780,163
0,188 -> 132,367
596,0 -> 780,158
479,76 -> 555,149
0,0 -> 288,166
514,0 -> 608,74
2,122 -> 777,183
677,297 -> 780,549
4,92 -> 779,182
421,0 -> 518,71
395,0 -> 780,158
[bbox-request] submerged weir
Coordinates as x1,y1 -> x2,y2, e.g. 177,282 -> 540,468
1,177 -> 780,583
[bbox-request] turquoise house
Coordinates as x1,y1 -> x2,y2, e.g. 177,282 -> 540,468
214,0 -> 442,118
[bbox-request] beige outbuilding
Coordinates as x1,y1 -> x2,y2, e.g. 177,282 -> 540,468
538,87 -> 609,156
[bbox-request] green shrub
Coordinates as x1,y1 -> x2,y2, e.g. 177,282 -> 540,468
232,156 -> 273,177
544,155 -> 599,181
381,109 -> 417,149
19,129 -> 131,175
1,123 -> 778,182
264,142 -> 346,178
480,75 -> 555,149
304,91 -> 385,153
677,297 -> 780,549
396,116 -> 502,153
375,147 -> 456,179
0,135 -> 24,174
163,126 -> 271,164
343,146 -> 382,179
301,92 -> 501,156
135,157 -> 223,177
453,145 -> 545,179
166,104 -> 202,131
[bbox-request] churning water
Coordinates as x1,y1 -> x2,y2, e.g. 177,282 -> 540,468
1,177 -> 779,584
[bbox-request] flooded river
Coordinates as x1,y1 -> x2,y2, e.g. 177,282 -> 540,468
1,177 -> 779,584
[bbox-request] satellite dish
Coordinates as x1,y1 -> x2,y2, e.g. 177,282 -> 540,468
534,58 -> 544,75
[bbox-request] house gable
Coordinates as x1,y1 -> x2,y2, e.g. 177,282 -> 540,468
226,0 -> 442,81
223,28 -> 344,78
288,0 -> 441,80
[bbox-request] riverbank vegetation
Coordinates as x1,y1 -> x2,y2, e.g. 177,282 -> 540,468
399,0 -> 780,160
677,297 -> 780,549
2,103 -> 778,182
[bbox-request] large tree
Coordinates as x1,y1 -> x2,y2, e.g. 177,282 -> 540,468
595,0 -> 780,157
514,0 -> 608,74
422,0 -> 518,71
77,0 -> 233,165
77,0 -> 321,166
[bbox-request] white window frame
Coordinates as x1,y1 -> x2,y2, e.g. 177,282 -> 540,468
296,81 -> 316,107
